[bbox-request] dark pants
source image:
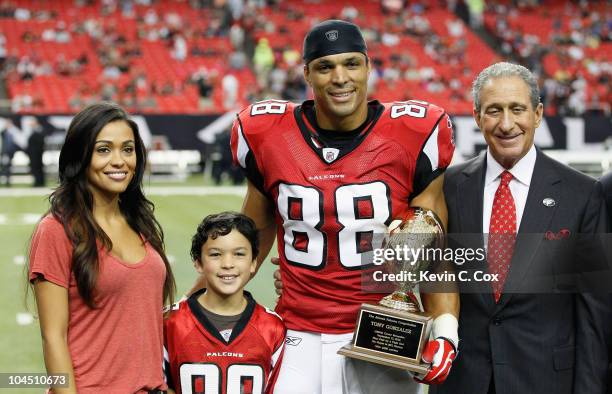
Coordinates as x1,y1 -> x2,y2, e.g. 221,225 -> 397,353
27,133 -> 45,187
0,149 -> 15,186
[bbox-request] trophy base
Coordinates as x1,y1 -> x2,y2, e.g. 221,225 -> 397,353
338,344 -> 430,374
338,303 -> 432,374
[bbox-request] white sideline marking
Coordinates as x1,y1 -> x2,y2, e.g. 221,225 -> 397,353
0,213 -> 41,226
0,186 -> 247,197
22,214 -> 40,224
16,312 -> 34,326
0,187 -> 247,225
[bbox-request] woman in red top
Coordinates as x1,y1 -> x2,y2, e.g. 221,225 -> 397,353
28,102 -> 175,394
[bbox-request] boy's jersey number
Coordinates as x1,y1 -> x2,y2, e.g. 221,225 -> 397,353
180,363 -> 263,394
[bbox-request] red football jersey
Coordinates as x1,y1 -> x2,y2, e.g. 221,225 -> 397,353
230,99 -> 455,333
163,291 -> 286,394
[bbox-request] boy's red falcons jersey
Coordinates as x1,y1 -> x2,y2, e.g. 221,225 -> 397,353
230,99 -> 455,333
163,291 -> 286,394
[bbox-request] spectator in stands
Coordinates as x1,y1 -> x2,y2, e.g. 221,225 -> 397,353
21,29 -> 38,43
192,67 -> 215,110
69,92 -> 86,111
159,81 -> 175,96
281,66 -> 307,102
143,8 -> 158,25
405,12 -> 431,37
14,6 -> 31,21
381,0 -> 403,14
27,102 -> 175,393
16,56 -> 36,80
205,16 -> 224,37
0,32 -> 6,68
11,94 -> 43,112
229,22 -> 245,49
222,73 -> 239,110
102,63 -> 121,79
171,34 -> 187,62
139,91 -> 158,110
467,0 -> 484,28
229,49 -> 248,70
282,45 -> 300,67
446,18 -> 465,38
382,58 -> 401,85
253,37 -> 274,87
100,81 -> 118,101
449,77 -> 465,101
227,0 -> 244,20
55,54 -> 83,77
0,2 -> 16,18
267,58 -> 285,89
341,5 -> 358,21
3,0 -> 605,116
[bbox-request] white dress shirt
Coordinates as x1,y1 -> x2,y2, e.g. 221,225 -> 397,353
483,145 -> 537,250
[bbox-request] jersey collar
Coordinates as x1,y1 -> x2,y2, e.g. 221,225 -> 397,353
187,289 -> 257,345
294,100 -> 384,165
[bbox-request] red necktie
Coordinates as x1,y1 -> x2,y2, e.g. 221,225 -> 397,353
488,171 -> 516,303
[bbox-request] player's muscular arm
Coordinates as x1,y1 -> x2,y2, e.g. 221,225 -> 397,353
410,175 -> 448,232
34,279 -> 77,394
410,175 -> 459,319
409,174 -> 459,385
242,180 -> 277,272
421,282 -> 459,320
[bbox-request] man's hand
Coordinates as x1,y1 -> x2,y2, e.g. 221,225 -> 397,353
271,257 -> 283,296
415,337 -> 457,385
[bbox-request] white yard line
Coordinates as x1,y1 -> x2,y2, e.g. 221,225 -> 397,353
16,312 -> 34,326
13,255 -> 25,265
0,213 -> 43,225
0,186 -> 247,197
0,187 -> 247,225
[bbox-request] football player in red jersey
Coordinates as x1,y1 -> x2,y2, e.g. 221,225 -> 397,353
192,19 -> 460,394
164,212 -> 286,394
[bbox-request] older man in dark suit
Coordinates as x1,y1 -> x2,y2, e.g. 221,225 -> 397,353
432,62 -> 609,394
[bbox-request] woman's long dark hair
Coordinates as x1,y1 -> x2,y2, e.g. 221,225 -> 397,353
47,102 -> 175,307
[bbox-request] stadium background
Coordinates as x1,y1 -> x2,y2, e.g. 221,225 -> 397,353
0,0 -> 610,391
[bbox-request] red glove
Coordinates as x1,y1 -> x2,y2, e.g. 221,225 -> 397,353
415,337 -> 457,385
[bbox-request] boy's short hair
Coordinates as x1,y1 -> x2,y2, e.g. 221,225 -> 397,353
190,211 -> 259,262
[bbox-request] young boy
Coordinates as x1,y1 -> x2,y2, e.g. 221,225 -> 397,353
164,212 -> 286,394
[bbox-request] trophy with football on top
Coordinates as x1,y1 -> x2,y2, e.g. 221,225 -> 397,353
338,207 -> 445,374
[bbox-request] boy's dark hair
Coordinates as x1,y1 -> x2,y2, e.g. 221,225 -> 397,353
191,212 -> 259,262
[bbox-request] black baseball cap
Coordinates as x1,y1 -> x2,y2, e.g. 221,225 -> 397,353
303,19 -> 367,65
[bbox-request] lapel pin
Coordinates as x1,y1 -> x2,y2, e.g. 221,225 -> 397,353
542,198 -> 556,207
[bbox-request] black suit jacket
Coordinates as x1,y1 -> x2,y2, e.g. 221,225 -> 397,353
432,149 -> 609,394
600,171 -> 612,394
602,172 -> 612,219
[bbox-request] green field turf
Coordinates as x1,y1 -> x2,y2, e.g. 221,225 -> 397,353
0,189 -> 278,392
